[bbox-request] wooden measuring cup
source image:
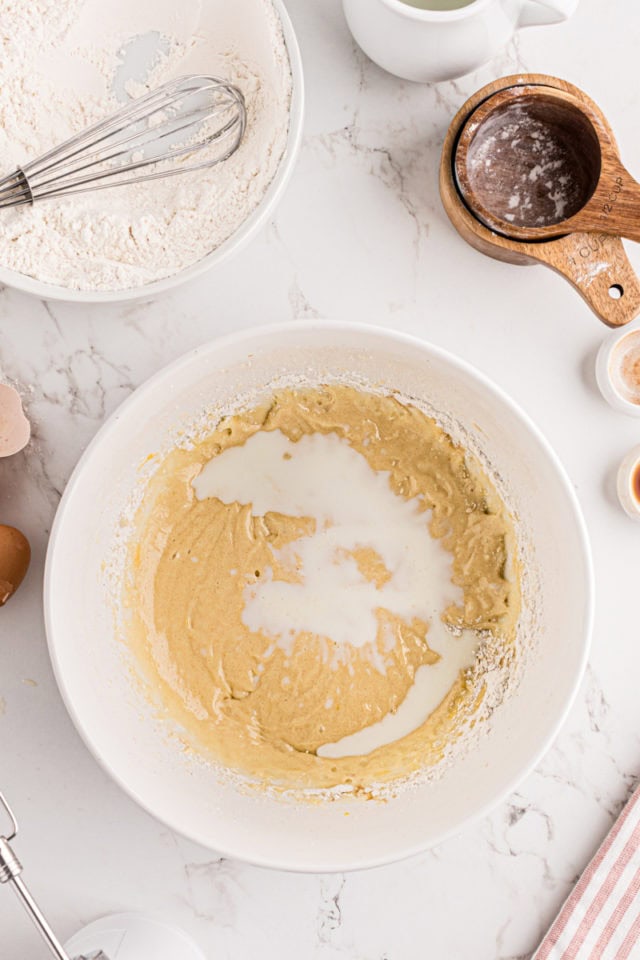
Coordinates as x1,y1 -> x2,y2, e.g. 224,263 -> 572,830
440,75 -> 640,327
454,80 -> 640,245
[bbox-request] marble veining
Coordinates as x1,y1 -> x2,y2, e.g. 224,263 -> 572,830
1,0 -> 640,957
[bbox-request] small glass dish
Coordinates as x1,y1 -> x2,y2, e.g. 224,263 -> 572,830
596,320 -> 640,417
617,445 -> 640,521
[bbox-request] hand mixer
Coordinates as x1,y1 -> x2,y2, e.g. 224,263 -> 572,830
0,74 -> 246,208
0,792 -> 205,960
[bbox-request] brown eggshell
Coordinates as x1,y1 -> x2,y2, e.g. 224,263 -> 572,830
0,384 -> 30,457
0,525 -> 31,605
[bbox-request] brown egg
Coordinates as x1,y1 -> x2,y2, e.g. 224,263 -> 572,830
0,525 -> 31,605
0,384 -> 30,457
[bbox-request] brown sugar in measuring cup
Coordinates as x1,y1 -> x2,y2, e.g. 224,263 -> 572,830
454,82 -> 640,244
440,75 -> 640,328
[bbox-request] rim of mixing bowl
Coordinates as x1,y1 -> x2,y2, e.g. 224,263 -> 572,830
0,0 -> 304,306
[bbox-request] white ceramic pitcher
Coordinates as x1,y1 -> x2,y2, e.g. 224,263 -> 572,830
342,0 -> 579,83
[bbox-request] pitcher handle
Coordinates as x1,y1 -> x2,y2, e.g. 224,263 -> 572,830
518,0 -> 579,27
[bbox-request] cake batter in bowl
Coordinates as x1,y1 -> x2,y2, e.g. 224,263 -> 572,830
124,384 -> 522,793
44,322 -> 593,870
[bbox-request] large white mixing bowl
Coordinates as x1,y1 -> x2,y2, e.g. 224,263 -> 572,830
44,322 -> 593,871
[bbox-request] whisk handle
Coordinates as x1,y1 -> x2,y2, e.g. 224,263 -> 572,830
0,792 -> 72,960
9,871 -> 73,960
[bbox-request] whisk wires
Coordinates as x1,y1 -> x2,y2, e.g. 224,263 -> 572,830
0,75 -> 246,208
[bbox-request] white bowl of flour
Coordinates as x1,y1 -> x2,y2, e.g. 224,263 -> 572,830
0,0 -> 302,302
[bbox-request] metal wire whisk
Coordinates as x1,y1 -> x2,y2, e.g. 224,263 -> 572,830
0,75 -> 246,209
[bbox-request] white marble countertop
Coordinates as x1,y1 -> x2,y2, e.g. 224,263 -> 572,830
1,0 -> 640,956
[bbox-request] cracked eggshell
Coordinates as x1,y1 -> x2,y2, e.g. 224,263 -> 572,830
0,384 -> 30,456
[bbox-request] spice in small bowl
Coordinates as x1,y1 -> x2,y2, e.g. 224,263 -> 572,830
617,445 -> 640,521
596,322 -> 640,416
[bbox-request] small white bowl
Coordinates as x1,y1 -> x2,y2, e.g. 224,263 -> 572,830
617,445 -> 640,521
65,914 -> 205,960
596,320 -> 640,417
0,0 -> 304,305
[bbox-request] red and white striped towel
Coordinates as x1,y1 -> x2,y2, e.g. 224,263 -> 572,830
534,782 -> 640,960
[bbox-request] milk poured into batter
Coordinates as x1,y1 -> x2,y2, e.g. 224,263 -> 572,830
194,428 -> 477,752
126,386 -> 519,790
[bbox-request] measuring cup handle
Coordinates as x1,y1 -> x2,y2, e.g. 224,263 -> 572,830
550,233 -> 640,328
595,168 -> 640,246
517,0 -> 579,27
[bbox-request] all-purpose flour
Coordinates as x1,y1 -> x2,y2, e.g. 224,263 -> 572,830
0,0 -> 292,291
